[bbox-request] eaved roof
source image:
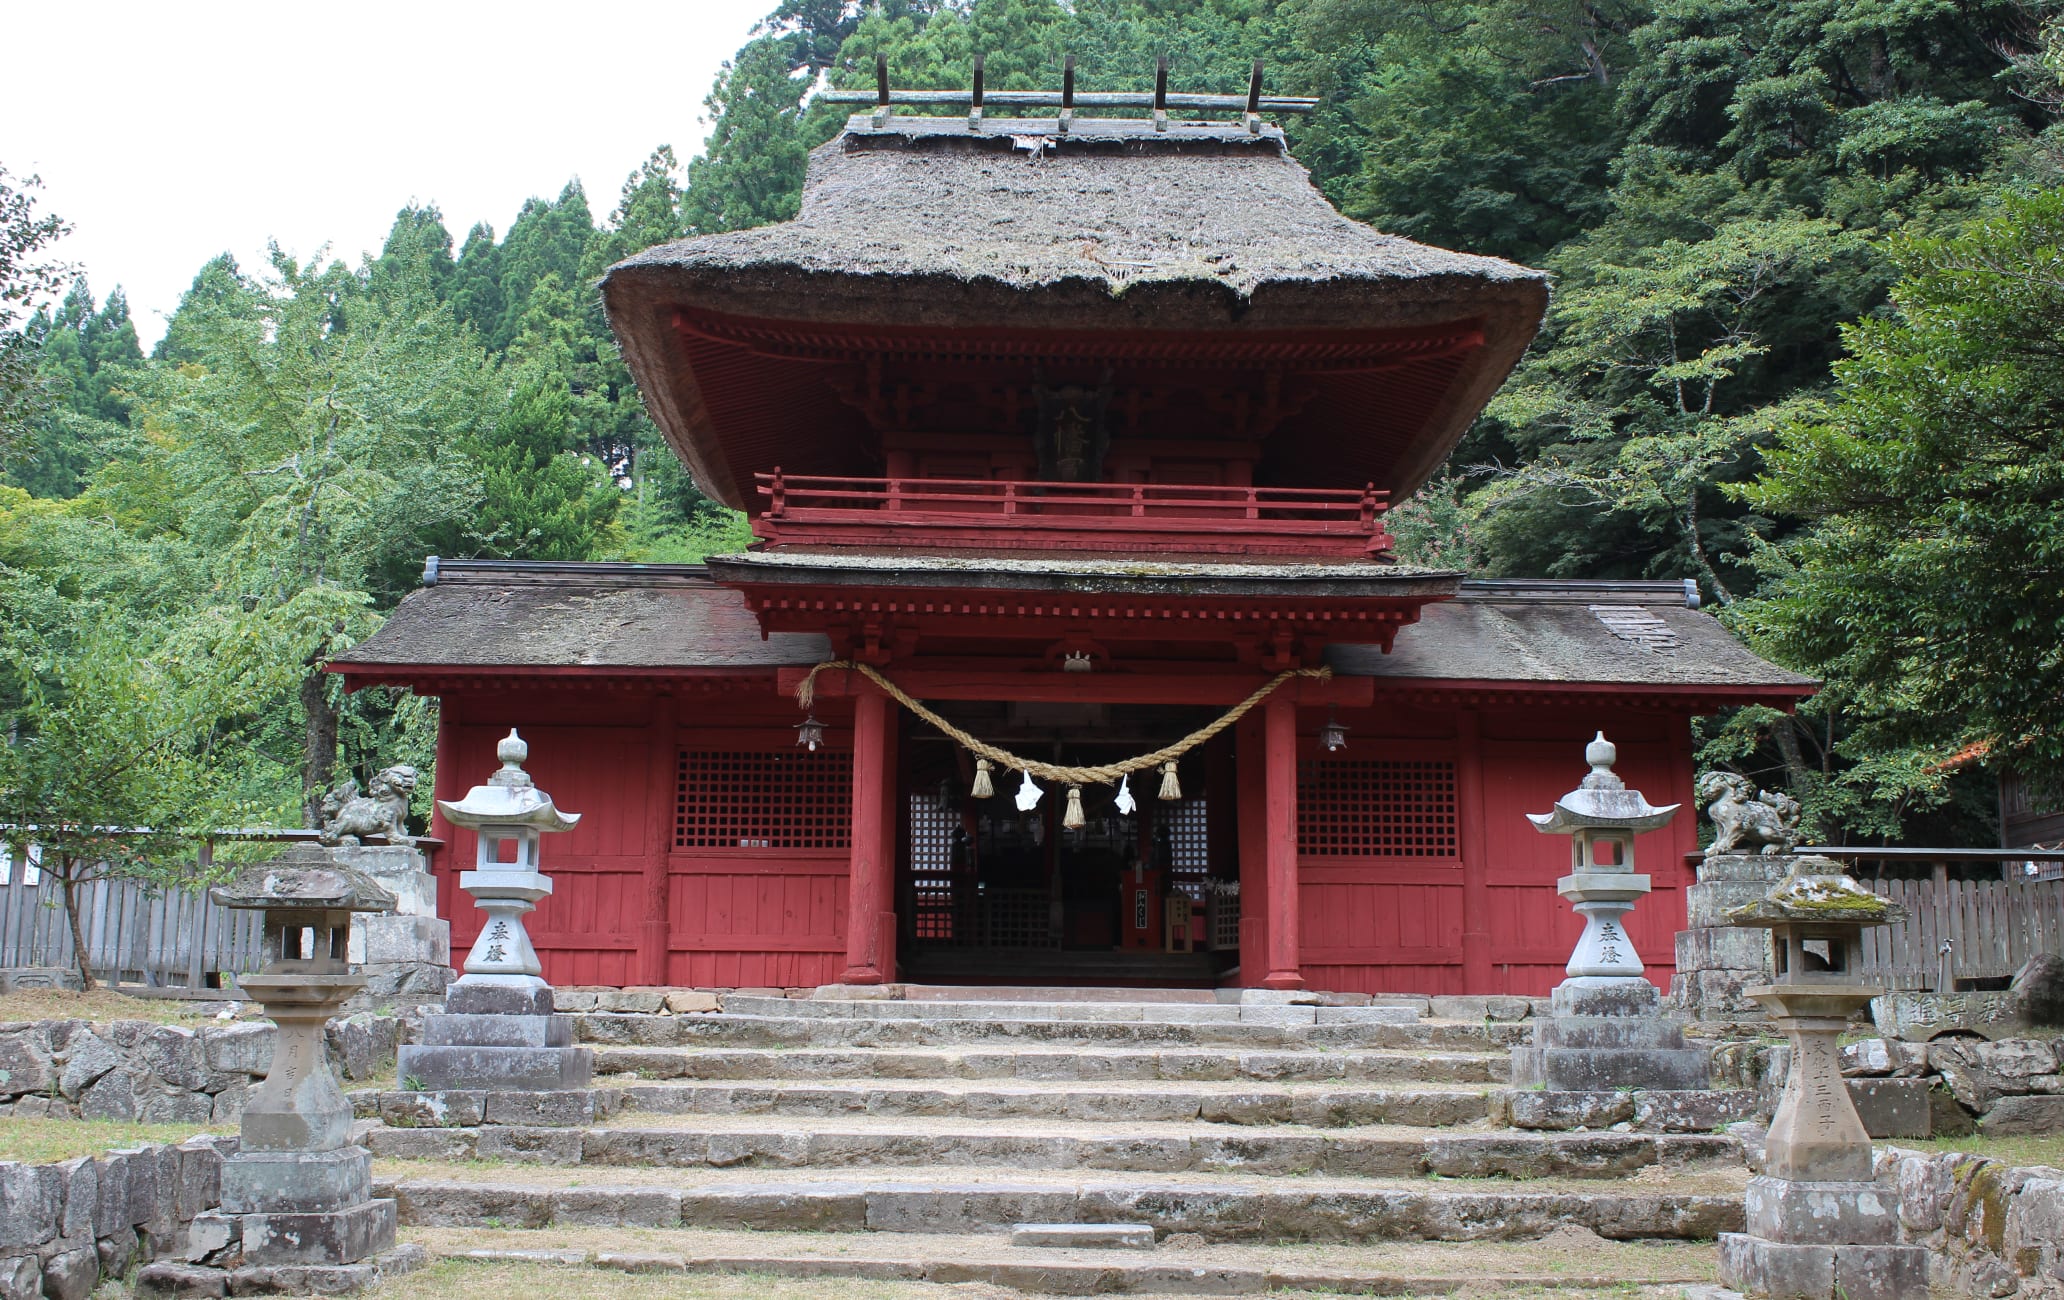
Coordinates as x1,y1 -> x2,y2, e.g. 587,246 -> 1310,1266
600,115 -> 1549,511
332,561 -> 1816,703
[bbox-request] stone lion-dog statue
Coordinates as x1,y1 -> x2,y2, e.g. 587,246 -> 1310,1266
1696,770 -> 1801,855
319,765 -> 419,846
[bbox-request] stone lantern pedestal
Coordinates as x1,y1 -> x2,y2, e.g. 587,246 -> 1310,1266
1719,856 -> 1927,1300
395,731 -> 592,1091
1510,735 -> 1710,1092
185,846 -> 421,1292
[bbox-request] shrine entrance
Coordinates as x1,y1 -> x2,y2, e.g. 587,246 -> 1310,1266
896,703 -> 1241,987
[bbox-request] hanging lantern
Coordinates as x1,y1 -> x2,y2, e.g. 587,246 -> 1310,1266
795,714 -> 826,752
971,758 -> 995,800
1320,711 -> 1349,753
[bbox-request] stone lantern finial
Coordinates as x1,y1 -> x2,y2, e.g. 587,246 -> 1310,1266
497,729 -> 527,769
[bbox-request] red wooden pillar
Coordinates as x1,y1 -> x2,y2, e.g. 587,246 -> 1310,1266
840,690 -> 899,984
1261,693 -> 1304,990
430,696 -> 461,937
1235,712 -> 1269,986
1456,709 -> 1493,994
640,693 -> 677,986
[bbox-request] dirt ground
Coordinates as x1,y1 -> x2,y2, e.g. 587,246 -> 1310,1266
0,987 -> 247,1027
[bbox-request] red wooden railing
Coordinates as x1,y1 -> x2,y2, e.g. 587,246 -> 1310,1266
753,471 -> 1393,558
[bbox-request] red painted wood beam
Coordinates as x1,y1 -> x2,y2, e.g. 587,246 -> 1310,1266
1261,693 -> 1304,990
775,666 -> 1375,708
840,691 -> 896,984
640,694 -> 678,986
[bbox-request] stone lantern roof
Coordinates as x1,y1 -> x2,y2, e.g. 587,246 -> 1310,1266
207,843 -> 395,913
1525,733 -> 1680,834
1727,854 -> 1906,928
435,730 -> 581,832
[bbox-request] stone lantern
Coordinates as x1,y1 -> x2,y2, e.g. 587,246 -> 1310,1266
1510,733 -> 1710,1092
198,847 -> 407,1282
1719,855 -> 1925,1300
395,730 -> 592,1091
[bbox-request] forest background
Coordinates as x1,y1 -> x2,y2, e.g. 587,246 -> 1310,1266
4,0 -> 2064,903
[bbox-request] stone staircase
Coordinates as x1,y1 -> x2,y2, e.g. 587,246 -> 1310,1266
354,988 -> 1751,1295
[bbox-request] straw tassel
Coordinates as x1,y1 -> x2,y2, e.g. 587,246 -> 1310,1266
1158,761 -> 1181,801
971,758 -> 994,799
1063,785 -> 1086,830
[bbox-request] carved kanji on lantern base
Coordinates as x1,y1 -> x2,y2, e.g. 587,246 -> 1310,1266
395,731 -> 593,1091
1509,734 -> 1710,1092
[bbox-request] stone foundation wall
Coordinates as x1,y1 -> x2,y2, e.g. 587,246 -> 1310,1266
1881,1148 -> 2064,1298
0,1136 -> 236,1300
0,1014 -> 416,1123
1843,1035 -> 2064,1137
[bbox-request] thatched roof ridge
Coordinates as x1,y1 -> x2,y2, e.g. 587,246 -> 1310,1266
609,119 -> 1542,310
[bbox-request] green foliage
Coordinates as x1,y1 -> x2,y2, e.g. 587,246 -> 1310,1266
0,167 -> 73,468
1733,190 -> 2064,802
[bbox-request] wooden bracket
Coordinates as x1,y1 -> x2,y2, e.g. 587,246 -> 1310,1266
1059,55 -> 1075,134
873,54 -> 892,129
1154,55 -> 1169,132
1245,59 -> 1264,135
968,54 -> 985,132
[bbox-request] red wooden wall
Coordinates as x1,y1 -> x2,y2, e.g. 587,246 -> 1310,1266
433,683 -> 854,990
430,683 -> 1698,996
1293,700 -> 1696,998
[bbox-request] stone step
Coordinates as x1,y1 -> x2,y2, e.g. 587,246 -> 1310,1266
368,1079 -> 1498,1128
364,1113 -> 1742,1179
588,1045 -> 1510,1085
374,1165 -> 1747,1242
574,1012 -> 1528,1052
413,1225 -> 1721,1296
715,996 -> 1420,1026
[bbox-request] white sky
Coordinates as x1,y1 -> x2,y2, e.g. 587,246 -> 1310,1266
6,0 -> 773,347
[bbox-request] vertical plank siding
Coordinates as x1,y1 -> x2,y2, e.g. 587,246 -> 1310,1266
0,863 -> 264,987
1859,876 -> 2064,990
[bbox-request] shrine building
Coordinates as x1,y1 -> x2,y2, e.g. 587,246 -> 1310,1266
333,86 -> 1814,996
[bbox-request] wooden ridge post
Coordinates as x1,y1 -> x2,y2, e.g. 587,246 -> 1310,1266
1261,692 -> 1304,989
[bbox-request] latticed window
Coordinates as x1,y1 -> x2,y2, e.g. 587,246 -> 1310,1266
1297,758 -> 1458,857
675,750 -> 852,850
908,794 -> 958,940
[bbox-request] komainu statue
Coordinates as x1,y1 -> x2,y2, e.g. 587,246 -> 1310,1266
1696,770 -> 1801,855
319,765 -> 419,846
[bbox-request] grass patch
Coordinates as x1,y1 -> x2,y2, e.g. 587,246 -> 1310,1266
0,1119 -> 226,1163
0,988 -> 243,1027
389,1259 -> 1021,1300
1889,1133 -> 2064,1169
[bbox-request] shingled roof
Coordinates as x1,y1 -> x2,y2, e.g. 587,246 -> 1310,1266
600,116 -> 1549,510
331,561 -> 1814,701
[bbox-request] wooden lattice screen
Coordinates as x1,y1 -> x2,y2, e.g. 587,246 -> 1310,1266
1296,758 -> 1459,857
908,794 -> 958,940
675,750 -> 853,850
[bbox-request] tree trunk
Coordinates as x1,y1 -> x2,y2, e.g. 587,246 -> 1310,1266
59,868 -> 96,992
301,665 -> 340,828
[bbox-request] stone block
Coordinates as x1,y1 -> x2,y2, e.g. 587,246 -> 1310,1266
1744,1176 -> 1901,1246
138,1026 -> 210,1091
595,991 -> 666,1014
54,1031 -> 117,1101
1979,1094 -> 2064,1136
350,914 -> 448,966
1676,925 -> 1774,971
1533,1014 -> 1687,1051
481,1089 -> 602,1127
239,1199 -> 397,1267
393,1043 -> 591,1092
1504,1091 -> 1635,1131
219,1149 -> 371,1216
78,1069 -> 138,1120
1511,1045 -> 1711,1092
1700,853 -> 1791,883
476,1127 -> 584,1166
2004,1176 -> 2064,1276
0,1029 -> 53,1098
51,1156 -> 93,1243
379,1090 -> 484,1129
206,1027 -> 278,1081
38,1248 -> 95,1300
138,1086 -> 217,1125
419,1014 -> 571,1049
1010,1223 -> 1154,1249
0,1164 -> 61,1250
92,1154 -> 132,1240
135,1263 -> 226,1300
181,1213 -> 240,1263
97,1231 -> 139,1280
327,846 -> 436,916
1845,1078 -> 1930,1139
0,1256 -> 34,1300
442,978 -> 553,1017
664,991 -> 719,1014
1633,1090 -> 1765,1133
1720,1233 -> 1927,1300
1550,977 -> 1663,1018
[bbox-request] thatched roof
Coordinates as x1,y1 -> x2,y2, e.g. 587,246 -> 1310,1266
333,562 -> 1814,701
601,116 -> 1549,511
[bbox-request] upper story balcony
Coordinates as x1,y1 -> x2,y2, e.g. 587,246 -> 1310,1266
751,471 -> 1394,560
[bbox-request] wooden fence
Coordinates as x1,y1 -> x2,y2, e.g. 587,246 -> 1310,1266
0,854 -> 266,990
1857,876 -> 2064,991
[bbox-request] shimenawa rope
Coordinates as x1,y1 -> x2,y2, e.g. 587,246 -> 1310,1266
793,659 -> 1331,788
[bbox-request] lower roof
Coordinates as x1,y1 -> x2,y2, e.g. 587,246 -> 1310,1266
331,560 -> 1816,701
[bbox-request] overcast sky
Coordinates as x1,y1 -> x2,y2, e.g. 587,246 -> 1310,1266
7,0 -> 773,346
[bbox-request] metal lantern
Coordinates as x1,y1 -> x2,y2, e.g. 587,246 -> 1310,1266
1319,712 -> 1349,753
795,714 -> 826,752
